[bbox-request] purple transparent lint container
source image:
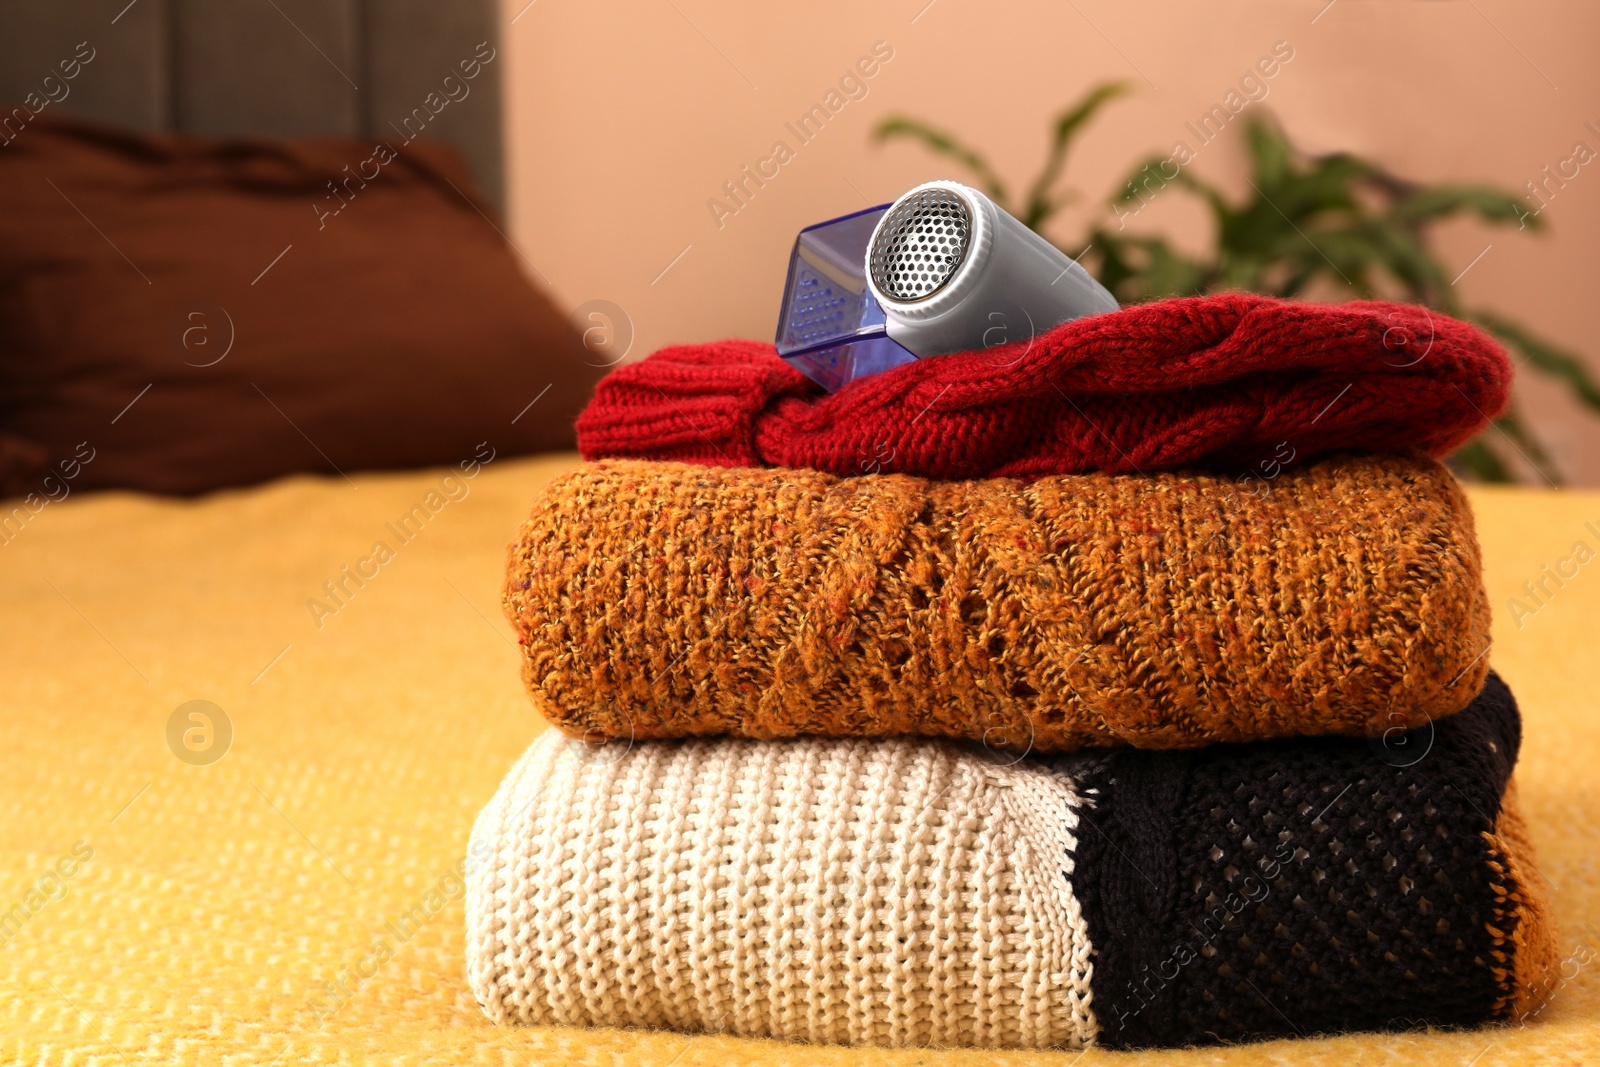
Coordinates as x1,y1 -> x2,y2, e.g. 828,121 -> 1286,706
774,204 -> 918,392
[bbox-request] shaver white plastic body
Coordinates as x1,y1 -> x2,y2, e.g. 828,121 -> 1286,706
865,180 -> 1119,357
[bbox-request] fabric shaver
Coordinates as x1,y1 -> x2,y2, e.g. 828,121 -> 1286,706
775,179 -> 1119,391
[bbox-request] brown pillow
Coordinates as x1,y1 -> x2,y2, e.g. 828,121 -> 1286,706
0,115 -> 603,497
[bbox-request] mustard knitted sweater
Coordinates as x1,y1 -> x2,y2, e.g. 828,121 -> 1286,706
503,452 -> 1490,751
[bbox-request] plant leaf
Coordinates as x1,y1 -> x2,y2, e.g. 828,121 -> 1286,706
1491,409 -> 1563,485
1088,229 -> 1210,301
1111,159 -> 1234,237
1392,185 -> 1540,229
1448,435 -> 1514,482
1471,310 -> 1600,411
872,116 -> 1009,208
1021,82 -> 1132,229
1244,116 -> 1293,189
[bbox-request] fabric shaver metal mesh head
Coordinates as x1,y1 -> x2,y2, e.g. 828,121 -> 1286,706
868,186 -> 973,301
775,180 -> 1119,391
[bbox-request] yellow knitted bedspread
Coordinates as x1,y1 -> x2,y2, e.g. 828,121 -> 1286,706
1,454 -> 1596,1066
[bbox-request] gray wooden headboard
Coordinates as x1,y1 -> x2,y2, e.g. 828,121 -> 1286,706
0,0 -> 504,210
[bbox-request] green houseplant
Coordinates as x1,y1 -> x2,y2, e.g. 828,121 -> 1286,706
874,83 -> 1600,483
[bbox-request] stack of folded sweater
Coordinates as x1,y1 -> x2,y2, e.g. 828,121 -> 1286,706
465,294 -> 1561,1050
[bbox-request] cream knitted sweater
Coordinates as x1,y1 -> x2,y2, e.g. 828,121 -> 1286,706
466,681 -> 1557,1050
464,729 -> 1098,1049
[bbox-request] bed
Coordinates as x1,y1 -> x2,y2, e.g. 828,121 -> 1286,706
0,454 -> 1595,1064
2,2 -> 1597,1064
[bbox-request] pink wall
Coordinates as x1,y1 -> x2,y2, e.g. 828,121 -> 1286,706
501,0 -> 1600,484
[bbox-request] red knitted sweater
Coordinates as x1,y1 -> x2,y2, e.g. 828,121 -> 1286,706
576,294 -> 1510,479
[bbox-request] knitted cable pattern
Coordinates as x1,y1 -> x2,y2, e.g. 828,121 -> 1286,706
503,452 -> 1491,752
464,732 -> 1098,1049
575,295 -> 1511,480
464,674 -> 1559,1051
